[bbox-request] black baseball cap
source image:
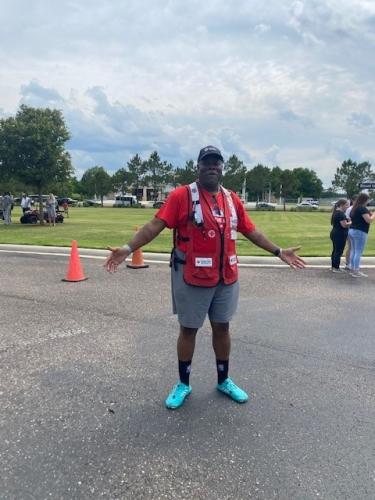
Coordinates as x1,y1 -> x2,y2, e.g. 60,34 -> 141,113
197,145 -> 224,163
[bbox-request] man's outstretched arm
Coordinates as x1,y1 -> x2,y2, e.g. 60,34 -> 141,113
244,229 -> 305,269
105,217 -> 167,272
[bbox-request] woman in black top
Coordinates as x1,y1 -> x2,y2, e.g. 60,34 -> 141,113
330,199 -> 351,272
348,193 -> 375,277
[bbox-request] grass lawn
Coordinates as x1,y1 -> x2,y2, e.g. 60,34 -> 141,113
1,207 -> 374,256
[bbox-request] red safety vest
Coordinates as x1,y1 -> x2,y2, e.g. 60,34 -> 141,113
178,183 -> 238,287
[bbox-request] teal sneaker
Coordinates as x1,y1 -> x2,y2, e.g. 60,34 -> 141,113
165,382 -> 192,409
217,378 -> 248,403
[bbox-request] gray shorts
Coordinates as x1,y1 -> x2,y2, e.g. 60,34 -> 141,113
171,249 -> 239,329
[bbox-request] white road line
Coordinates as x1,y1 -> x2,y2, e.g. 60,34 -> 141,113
1,249 -> 375,268
0,249 -> 74,258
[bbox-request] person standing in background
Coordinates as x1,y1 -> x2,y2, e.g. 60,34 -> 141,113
330,199 -> 351,273
46,193 -> 56,227
348,193 -> 375,278
2,192 -> 14,225
344,195 -> 357,270
62,200 -> 69,217
20,193 -> 31,214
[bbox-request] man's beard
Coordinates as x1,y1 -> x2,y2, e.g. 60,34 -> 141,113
199,174 -> 221,191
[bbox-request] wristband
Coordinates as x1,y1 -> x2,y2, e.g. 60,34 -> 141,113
273,247 -> 282,257
123,244 -> 133,253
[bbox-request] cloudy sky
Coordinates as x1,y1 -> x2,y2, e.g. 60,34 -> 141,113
1,0 -> 375,186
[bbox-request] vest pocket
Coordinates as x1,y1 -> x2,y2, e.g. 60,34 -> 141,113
190,253 -> 217,280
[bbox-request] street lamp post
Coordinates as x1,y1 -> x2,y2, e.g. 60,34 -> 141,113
242,177 -> 246,202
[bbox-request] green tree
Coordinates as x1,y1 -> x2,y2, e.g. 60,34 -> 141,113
112,168 -> 132,196
246,164 -> 271,200
294,167 -> 323,199
332,159 -> 374,198
144,151 -> 173,200
222,155 -> 247,193
174,159 -> 197,186
281,169 -> 298,210
126,154 -> 147,200
0,176 -> 28,196
0,105 -> 73,222
160,161 -> 174,195
48,176 -> 83,200
270,166 -> 283,201
321,188 -> 344,198
80,166 -> 112,206
69,176 -> 85,200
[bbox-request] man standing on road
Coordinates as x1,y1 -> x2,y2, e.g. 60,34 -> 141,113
105,146 -> 305,409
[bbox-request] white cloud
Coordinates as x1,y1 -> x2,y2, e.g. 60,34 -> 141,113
1,0 -> 375,186
254,23 -> 271,34
264,145 -> 281,166
348,112 -> 374,129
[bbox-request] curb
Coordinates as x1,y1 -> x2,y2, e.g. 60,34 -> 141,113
1,244 -> 375,268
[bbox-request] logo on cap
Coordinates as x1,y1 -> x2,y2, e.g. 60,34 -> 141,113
198,145 -> 224,162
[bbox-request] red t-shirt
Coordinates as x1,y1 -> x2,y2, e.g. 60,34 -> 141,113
156,185 -> 256,252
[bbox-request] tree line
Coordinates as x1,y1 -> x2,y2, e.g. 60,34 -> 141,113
1,106 -> 374,207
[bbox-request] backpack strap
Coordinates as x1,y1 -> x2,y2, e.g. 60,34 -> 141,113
189,182 -> 204,226
221,187 -> 238,239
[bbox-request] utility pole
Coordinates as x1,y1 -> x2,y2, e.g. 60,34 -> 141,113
242,177 -> 246,202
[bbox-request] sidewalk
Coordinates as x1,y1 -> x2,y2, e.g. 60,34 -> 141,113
1,243 -> 375,267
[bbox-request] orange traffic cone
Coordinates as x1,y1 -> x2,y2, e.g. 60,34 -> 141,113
62,240 -> 88,282
126,247 -> 149,269
126,227 -> 149,269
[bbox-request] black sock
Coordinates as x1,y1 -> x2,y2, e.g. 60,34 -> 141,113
216,359 -> 229,385
178,360 -> 192,386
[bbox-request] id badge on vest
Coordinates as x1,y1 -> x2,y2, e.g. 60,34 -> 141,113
195,257 -> 213,267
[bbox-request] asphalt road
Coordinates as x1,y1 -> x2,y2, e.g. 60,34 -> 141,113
0,253 -> 374,499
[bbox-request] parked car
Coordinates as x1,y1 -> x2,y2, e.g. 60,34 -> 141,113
153,201 -> 165,209
368,199 -> 375,207
57,197 -> 78,207
255,202 -> 276,211
296,201 -> 319,209
83,199 -> 101,207
29,195 -> 49,206
114,195 -> 137,207
304,199 -> 319,206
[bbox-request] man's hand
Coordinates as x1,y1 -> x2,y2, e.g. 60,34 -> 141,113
245,230 -> 306,269
279,246 -> 306,269
105,218 -> 166,274
105,246 -> 131,273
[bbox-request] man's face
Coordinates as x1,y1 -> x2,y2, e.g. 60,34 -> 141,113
197,155 -> 223,190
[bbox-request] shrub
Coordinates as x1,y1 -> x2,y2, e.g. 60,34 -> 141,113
113,203 -> 144,208
295,206 -> 318,212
